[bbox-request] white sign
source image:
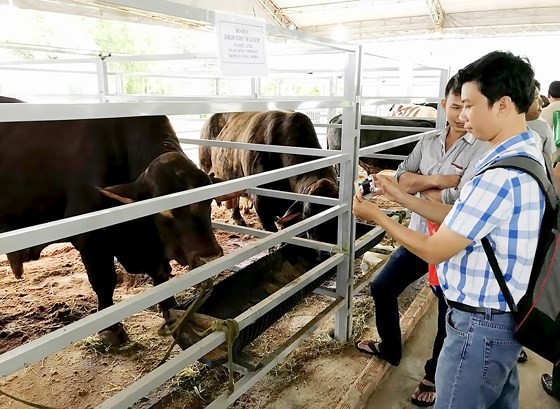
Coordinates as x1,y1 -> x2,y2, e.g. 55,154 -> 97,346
215,12 -> 269,77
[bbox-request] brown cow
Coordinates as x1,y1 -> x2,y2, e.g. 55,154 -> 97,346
0,97 -> 239,345
200,111 -> 339,244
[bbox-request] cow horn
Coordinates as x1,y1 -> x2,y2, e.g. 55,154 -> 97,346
97,187 -> 135,204
159,210 -> 174,219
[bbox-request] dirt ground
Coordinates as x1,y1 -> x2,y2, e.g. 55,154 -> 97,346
0,195 -> 420,409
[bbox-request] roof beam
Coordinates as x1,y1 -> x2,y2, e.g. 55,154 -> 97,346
252,0 -> 297,28
305,6 -> 560,40
425,0 -> 445,29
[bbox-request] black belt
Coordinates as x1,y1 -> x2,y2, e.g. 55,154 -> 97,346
447,300 -> 509,315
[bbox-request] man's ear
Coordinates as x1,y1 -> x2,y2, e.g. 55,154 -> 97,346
440,98 -> 447,109
497,96 -> 514,115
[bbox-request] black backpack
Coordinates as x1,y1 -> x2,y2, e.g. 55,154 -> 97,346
480,156 -> 560,365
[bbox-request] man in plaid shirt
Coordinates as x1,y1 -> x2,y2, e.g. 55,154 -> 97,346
353,51 -> 545,408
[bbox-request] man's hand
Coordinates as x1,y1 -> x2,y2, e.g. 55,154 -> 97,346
434,174 -> 460,189
373,175 -> 408,204
353,193 -> 384,223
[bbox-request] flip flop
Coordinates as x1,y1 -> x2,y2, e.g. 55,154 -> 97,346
411,380 -> 436,407
354,340 -> 400,366
541,373 -> 555,397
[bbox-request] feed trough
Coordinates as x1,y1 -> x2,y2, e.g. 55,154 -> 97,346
172,221 -> 385,367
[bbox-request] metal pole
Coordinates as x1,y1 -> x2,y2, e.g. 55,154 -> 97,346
255,77 -> 261,98
334,44 -> 361,341
96,54 -> 110,103
328,75 -> 335,126
436,68 -> 449,129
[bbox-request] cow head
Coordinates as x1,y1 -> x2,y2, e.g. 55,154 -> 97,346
276,178 -> 339,245
98,152 -> 228,269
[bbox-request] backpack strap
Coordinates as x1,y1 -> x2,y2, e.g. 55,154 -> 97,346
481,237 -> 518,313
481,156 -> 557,209
479,155 -> 556,314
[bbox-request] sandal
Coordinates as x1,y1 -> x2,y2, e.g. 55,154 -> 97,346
517,349 -> 528,363
354,340 -> 400,366
411,379 -> 436,407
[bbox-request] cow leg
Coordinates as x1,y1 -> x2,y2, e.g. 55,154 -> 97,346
6,253 -> 24,279
150,263 -> 177,321
230,205 -> 247,226
253,195 -> 280,233
80,250 -> 128,346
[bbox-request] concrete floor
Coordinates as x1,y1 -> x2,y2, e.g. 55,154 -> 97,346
366,300 -> 560,409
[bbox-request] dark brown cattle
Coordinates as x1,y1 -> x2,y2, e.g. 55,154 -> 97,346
0,97 -> 231,345
0,96 -> 25,103
326,114 -> 435,173
200,111 -> 339,244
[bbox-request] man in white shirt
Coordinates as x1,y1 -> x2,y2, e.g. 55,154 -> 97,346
541,81 -> 560,128
527,80 -> 556,162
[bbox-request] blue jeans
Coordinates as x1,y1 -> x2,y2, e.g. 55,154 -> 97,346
435,307 -> 522,409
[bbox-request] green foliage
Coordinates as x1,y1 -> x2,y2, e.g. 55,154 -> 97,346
11,49 -> 34,60
91,20 -> 170,95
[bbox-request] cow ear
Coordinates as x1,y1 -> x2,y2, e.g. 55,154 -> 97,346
276,201 -> 304,228
97,183 -> 138,204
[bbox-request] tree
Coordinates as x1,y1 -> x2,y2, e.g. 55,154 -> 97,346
91,20 -> 162,94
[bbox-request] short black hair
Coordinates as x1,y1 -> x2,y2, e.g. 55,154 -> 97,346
445,74 -> 461,98
549,81 -> 560,98
456,51 -> 535,114
533,80 -> 541,99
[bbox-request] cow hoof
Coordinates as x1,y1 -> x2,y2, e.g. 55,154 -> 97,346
233,218 -> 247,227
98,325 -> 128,347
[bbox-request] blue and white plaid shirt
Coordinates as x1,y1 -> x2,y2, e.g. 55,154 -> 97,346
438,131 -> 545,311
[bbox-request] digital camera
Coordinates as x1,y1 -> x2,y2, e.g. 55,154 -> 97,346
357,176 -> 375,199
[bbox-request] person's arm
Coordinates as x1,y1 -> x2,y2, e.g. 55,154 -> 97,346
552,163 -> 560,190
421,188 -> 444,203
355,170 -> 514,265
353,194 -> 470,264
544,123 -> 557,164
440,141 -> 489,204
374,175 -> 452,224
399,173 -> 459,194
394,135 -> 459,194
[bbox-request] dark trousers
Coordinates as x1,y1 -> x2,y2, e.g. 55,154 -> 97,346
553,364 -> 560,397
370,246 -> 447,382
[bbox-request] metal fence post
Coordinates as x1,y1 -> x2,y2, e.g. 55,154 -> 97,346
96,53 -> 110,103
436,68 -> 449,129
334,45 -> 362,341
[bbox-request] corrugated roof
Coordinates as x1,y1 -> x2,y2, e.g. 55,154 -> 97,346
5,0 -> 560,40
271,0 -> 560,39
